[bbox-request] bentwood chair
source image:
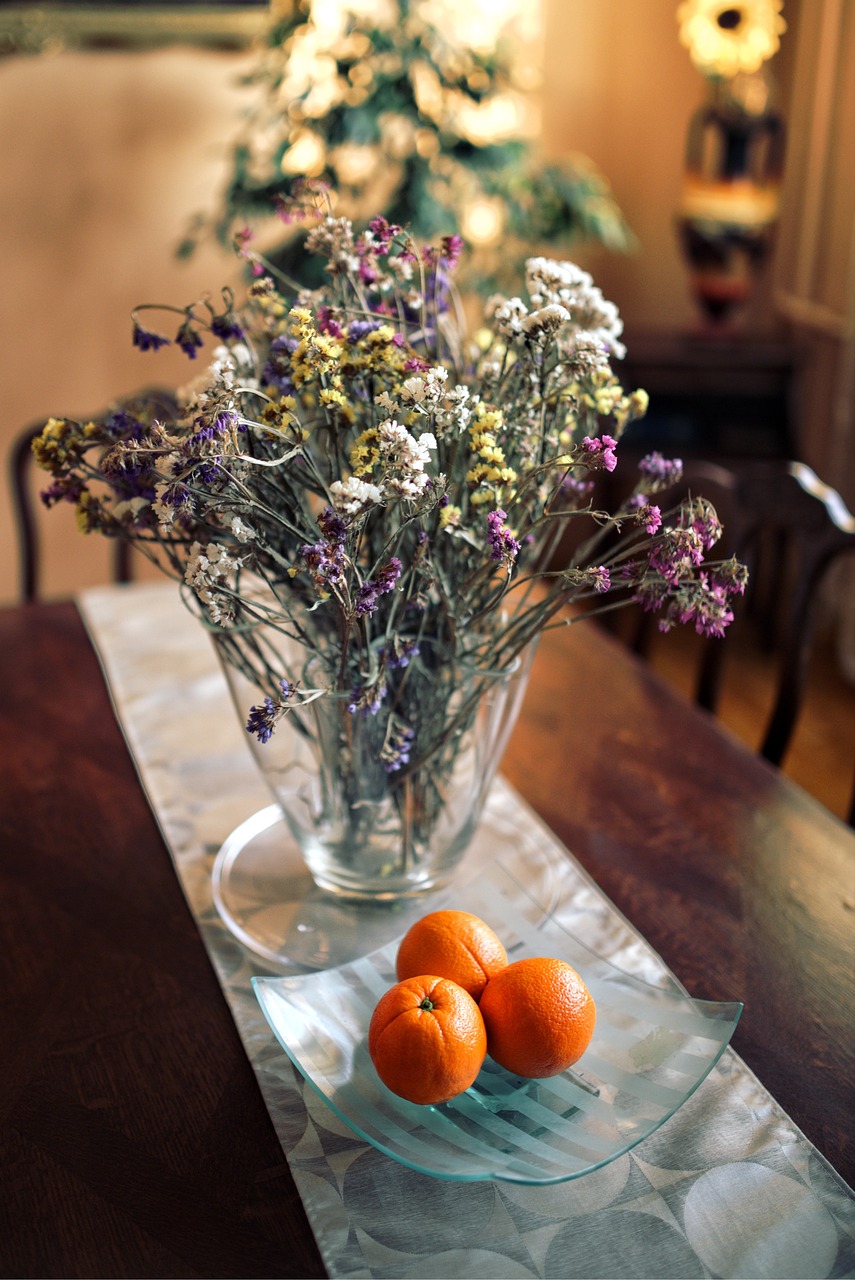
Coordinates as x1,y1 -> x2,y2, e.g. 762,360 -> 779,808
9,387 -> 177,602
628,459 -> 855,824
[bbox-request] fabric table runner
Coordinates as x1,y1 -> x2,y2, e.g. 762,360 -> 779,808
78,581 -> 855,1279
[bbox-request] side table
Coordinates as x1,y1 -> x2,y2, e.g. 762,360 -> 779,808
619,329 -> 803,461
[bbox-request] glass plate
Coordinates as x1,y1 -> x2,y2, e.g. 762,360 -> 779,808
252,861 -> 743,1183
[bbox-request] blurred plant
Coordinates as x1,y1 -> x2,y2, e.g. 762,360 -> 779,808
181,0 -> 634,280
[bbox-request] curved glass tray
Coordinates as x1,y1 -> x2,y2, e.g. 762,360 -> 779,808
253,861 -> 743,1184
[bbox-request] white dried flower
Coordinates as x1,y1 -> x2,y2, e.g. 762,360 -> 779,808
230,515 -> 256,542
329,476 -> 385,516
377,420 -> 436,497
434,384 -> 471,435
485,295 -> 528,340
526,257 -> 593,307
112,496 -> 150,522
522,304 -> 571,339
184,541 -> 242,626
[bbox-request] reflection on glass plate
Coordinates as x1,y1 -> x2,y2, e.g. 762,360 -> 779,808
253,861 -> 743,1183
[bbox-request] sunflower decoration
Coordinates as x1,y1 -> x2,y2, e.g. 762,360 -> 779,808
676,0 -> 786,79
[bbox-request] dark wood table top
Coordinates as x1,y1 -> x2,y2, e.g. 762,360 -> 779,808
2,599 -> 853,1278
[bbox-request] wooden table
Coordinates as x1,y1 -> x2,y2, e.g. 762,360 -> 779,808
2,600 -> 853,1278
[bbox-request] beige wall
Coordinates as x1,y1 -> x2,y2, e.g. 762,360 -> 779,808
540,0 -> 705,330
4,0 -> 845,609
1,45 -> 251,603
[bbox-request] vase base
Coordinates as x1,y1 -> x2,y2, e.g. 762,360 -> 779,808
211,801 -> 564,972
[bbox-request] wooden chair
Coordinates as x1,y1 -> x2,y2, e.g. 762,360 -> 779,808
9,387 -> 178,602
629,459 -> 855,824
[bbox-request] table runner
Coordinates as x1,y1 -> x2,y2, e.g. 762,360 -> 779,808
78,581 -> 855,1280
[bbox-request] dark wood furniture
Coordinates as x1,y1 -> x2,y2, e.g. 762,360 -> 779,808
622,459 -> 855,823
2,600 -> 853,1277
619,329 -> 803,461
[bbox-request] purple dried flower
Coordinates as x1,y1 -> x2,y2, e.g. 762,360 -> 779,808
301,507 -> 348,590
132,321 -> 170,352
246,696 -> 277,744
347,319 -> 381,342
638,452 -> 683,485
379,638 -> 421,669
355,556 -> 402,616
486,509 -> 521,566
317,306 -> 344,338
581,434 -> 619,472
637,503 -> 662,535
347,681 -> 386,716
367,216 -> 403,254
381,722 -> 415,773
246,680 -> 293,744
176,318 -> 204,359
210,313 -> 244,341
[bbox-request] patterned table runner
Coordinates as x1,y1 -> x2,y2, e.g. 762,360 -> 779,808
79,581 -> 855,1279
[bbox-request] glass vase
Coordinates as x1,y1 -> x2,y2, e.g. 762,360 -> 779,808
214,629 -> 536,904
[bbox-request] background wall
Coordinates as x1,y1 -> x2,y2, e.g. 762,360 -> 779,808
0,43 -> 252,602
1,0 -> 850,608
540,0 -> 708,332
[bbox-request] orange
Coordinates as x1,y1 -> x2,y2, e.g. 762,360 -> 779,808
479,957 -> 596,1079
368,975 -> 487,1105
395,909 -> 508,1001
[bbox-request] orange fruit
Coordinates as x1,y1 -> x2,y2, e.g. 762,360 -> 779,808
368,975 -> 487,1105
395,909 -> 508,1001
479,957 -> 596,1079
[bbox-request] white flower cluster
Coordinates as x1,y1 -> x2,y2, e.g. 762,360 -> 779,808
178,344 -> 257,410
230,515 -> 256,542
484,256 -> 624,364
152,451 -> 183,528
525,256 -> 625,360
184,540 -> 242,625
485,295 -> 528,340
112,495 -> 149,523
329,475 -> 385,516
379,367 -> 471,438
304,215 -> 360,274
521,303 -> 571,342
377,419 -> 436,499
432,383 -> 471,435
399,365 -> 448,407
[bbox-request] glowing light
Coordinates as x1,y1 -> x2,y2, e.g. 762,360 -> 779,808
456,93 -> 524,146
419,0 -> 539,54
330,143 -> 381,185
280,132 -> 327,177
677,0 -> 786,78
462,197 -> 505,246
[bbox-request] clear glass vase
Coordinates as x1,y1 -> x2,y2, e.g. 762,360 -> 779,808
215,629 -> 535,903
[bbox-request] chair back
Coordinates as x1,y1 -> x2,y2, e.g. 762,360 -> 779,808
9,387 -> 178,602
630,460 -> 855,822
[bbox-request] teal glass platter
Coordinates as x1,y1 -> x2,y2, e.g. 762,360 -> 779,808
252,860 -> 743,1184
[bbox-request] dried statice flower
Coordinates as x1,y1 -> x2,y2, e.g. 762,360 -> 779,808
33,200 -> 745,776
